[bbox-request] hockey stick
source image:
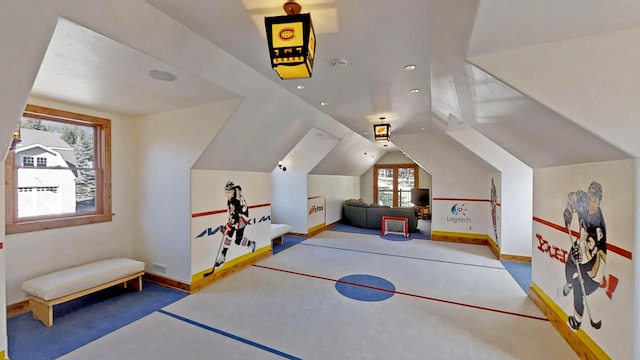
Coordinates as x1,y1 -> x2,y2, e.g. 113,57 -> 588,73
567,226 -> 602,329
203,228 -> 226,277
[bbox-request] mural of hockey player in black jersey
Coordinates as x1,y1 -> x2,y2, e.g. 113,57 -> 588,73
562,181 -> 610,330
204,181 -> 255,277
490,178 -> 498,241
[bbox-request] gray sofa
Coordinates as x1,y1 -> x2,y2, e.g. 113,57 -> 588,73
342,199 -> 419,232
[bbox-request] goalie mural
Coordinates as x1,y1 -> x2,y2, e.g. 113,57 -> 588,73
561,181 -> 617,330
204,180 -> 256,277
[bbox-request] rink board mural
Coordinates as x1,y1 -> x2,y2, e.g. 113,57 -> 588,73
307,195 -> 326,233
533,159 -> 634,360
431,198 -> 491,237
431,175 -> 500,242
191,170 -> 271,282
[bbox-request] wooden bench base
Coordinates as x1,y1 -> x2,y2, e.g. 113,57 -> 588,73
272,235 -> 284,246
28,271 -> 144,327
270,224 -> 292,248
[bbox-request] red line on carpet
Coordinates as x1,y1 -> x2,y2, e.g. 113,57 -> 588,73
253,264 -> 547,322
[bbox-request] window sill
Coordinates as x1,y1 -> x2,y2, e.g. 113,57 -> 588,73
6,213 -> 113,235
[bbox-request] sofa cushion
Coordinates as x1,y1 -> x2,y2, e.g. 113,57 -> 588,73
368,203 -> 390,208
343,202 -> 368,227
366,206 -> 418,232
344,199 -> 368,207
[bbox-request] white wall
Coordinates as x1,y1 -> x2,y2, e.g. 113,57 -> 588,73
393,132 -> 496,234
635,158 -> 640,357
0,185 -> 6,358
533,160 -> 635,359
271,129 -> 342,233
271,171 -> 308,234
4,98 -> 138,304
501,167 -> 533,255
135,99 -> 241,284
308,175 -> 360,224
0,11 -> 66,358
447,127 -> 532,256
359,151 -> 432,204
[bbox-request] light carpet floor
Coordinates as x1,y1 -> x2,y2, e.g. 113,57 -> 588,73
60,230 -> 576,360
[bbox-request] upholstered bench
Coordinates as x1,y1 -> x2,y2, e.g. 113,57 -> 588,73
22,258 -> 145,326
270,223 -> 293,247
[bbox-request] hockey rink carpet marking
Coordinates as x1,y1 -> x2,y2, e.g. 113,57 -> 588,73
157,310 -> 302,360
253,264 -> 548,321
335,274 -> 396,301
379,234 -> 412,242
298,243 -> 505,270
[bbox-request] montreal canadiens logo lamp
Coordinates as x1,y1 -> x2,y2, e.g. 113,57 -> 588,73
265,1 -> 315,79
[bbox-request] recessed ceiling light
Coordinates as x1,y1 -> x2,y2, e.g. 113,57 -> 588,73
296,85 -> 304,90
320,101 -> 328,106
148,70 -> 177,82
410,89 -> 420,93
404,65 -> 416,71
363,131 -> 368,135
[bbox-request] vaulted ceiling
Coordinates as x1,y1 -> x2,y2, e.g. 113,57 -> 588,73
20,0 -> 638,174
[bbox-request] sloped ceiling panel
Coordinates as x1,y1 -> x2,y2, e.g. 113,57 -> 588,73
468,0 -> 640,56
428,0 -> 632,168
465,66 -> 631,168
32,18 -> 240,117
310,132 -> 386,176
280,128 -> 340,174
468,28 -> 640,158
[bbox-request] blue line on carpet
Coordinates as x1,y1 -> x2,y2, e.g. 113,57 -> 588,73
329,223 -> 430,239
501,261 -> 531,294
300,243 -> 505,270
380,234 -> 412,241
272,235 -> 306,255
157,310 -> 301,360
8,282 -> 187,360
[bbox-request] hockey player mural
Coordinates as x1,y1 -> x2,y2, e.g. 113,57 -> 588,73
561,181 -> 617,330
490,178 -> 498,241
204,180 -> 256,277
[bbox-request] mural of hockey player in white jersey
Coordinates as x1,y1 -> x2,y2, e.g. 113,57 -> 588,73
561,181 -> 617,330
204,180 -> 255,277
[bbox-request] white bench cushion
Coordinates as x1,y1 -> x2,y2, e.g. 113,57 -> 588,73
22,258 -> 145,301
270,223 -> 292,239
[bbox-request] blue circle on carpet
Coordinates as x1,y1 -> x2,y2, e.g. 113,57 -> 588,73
380,234 -> 412,242
335,274 -> 396,302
